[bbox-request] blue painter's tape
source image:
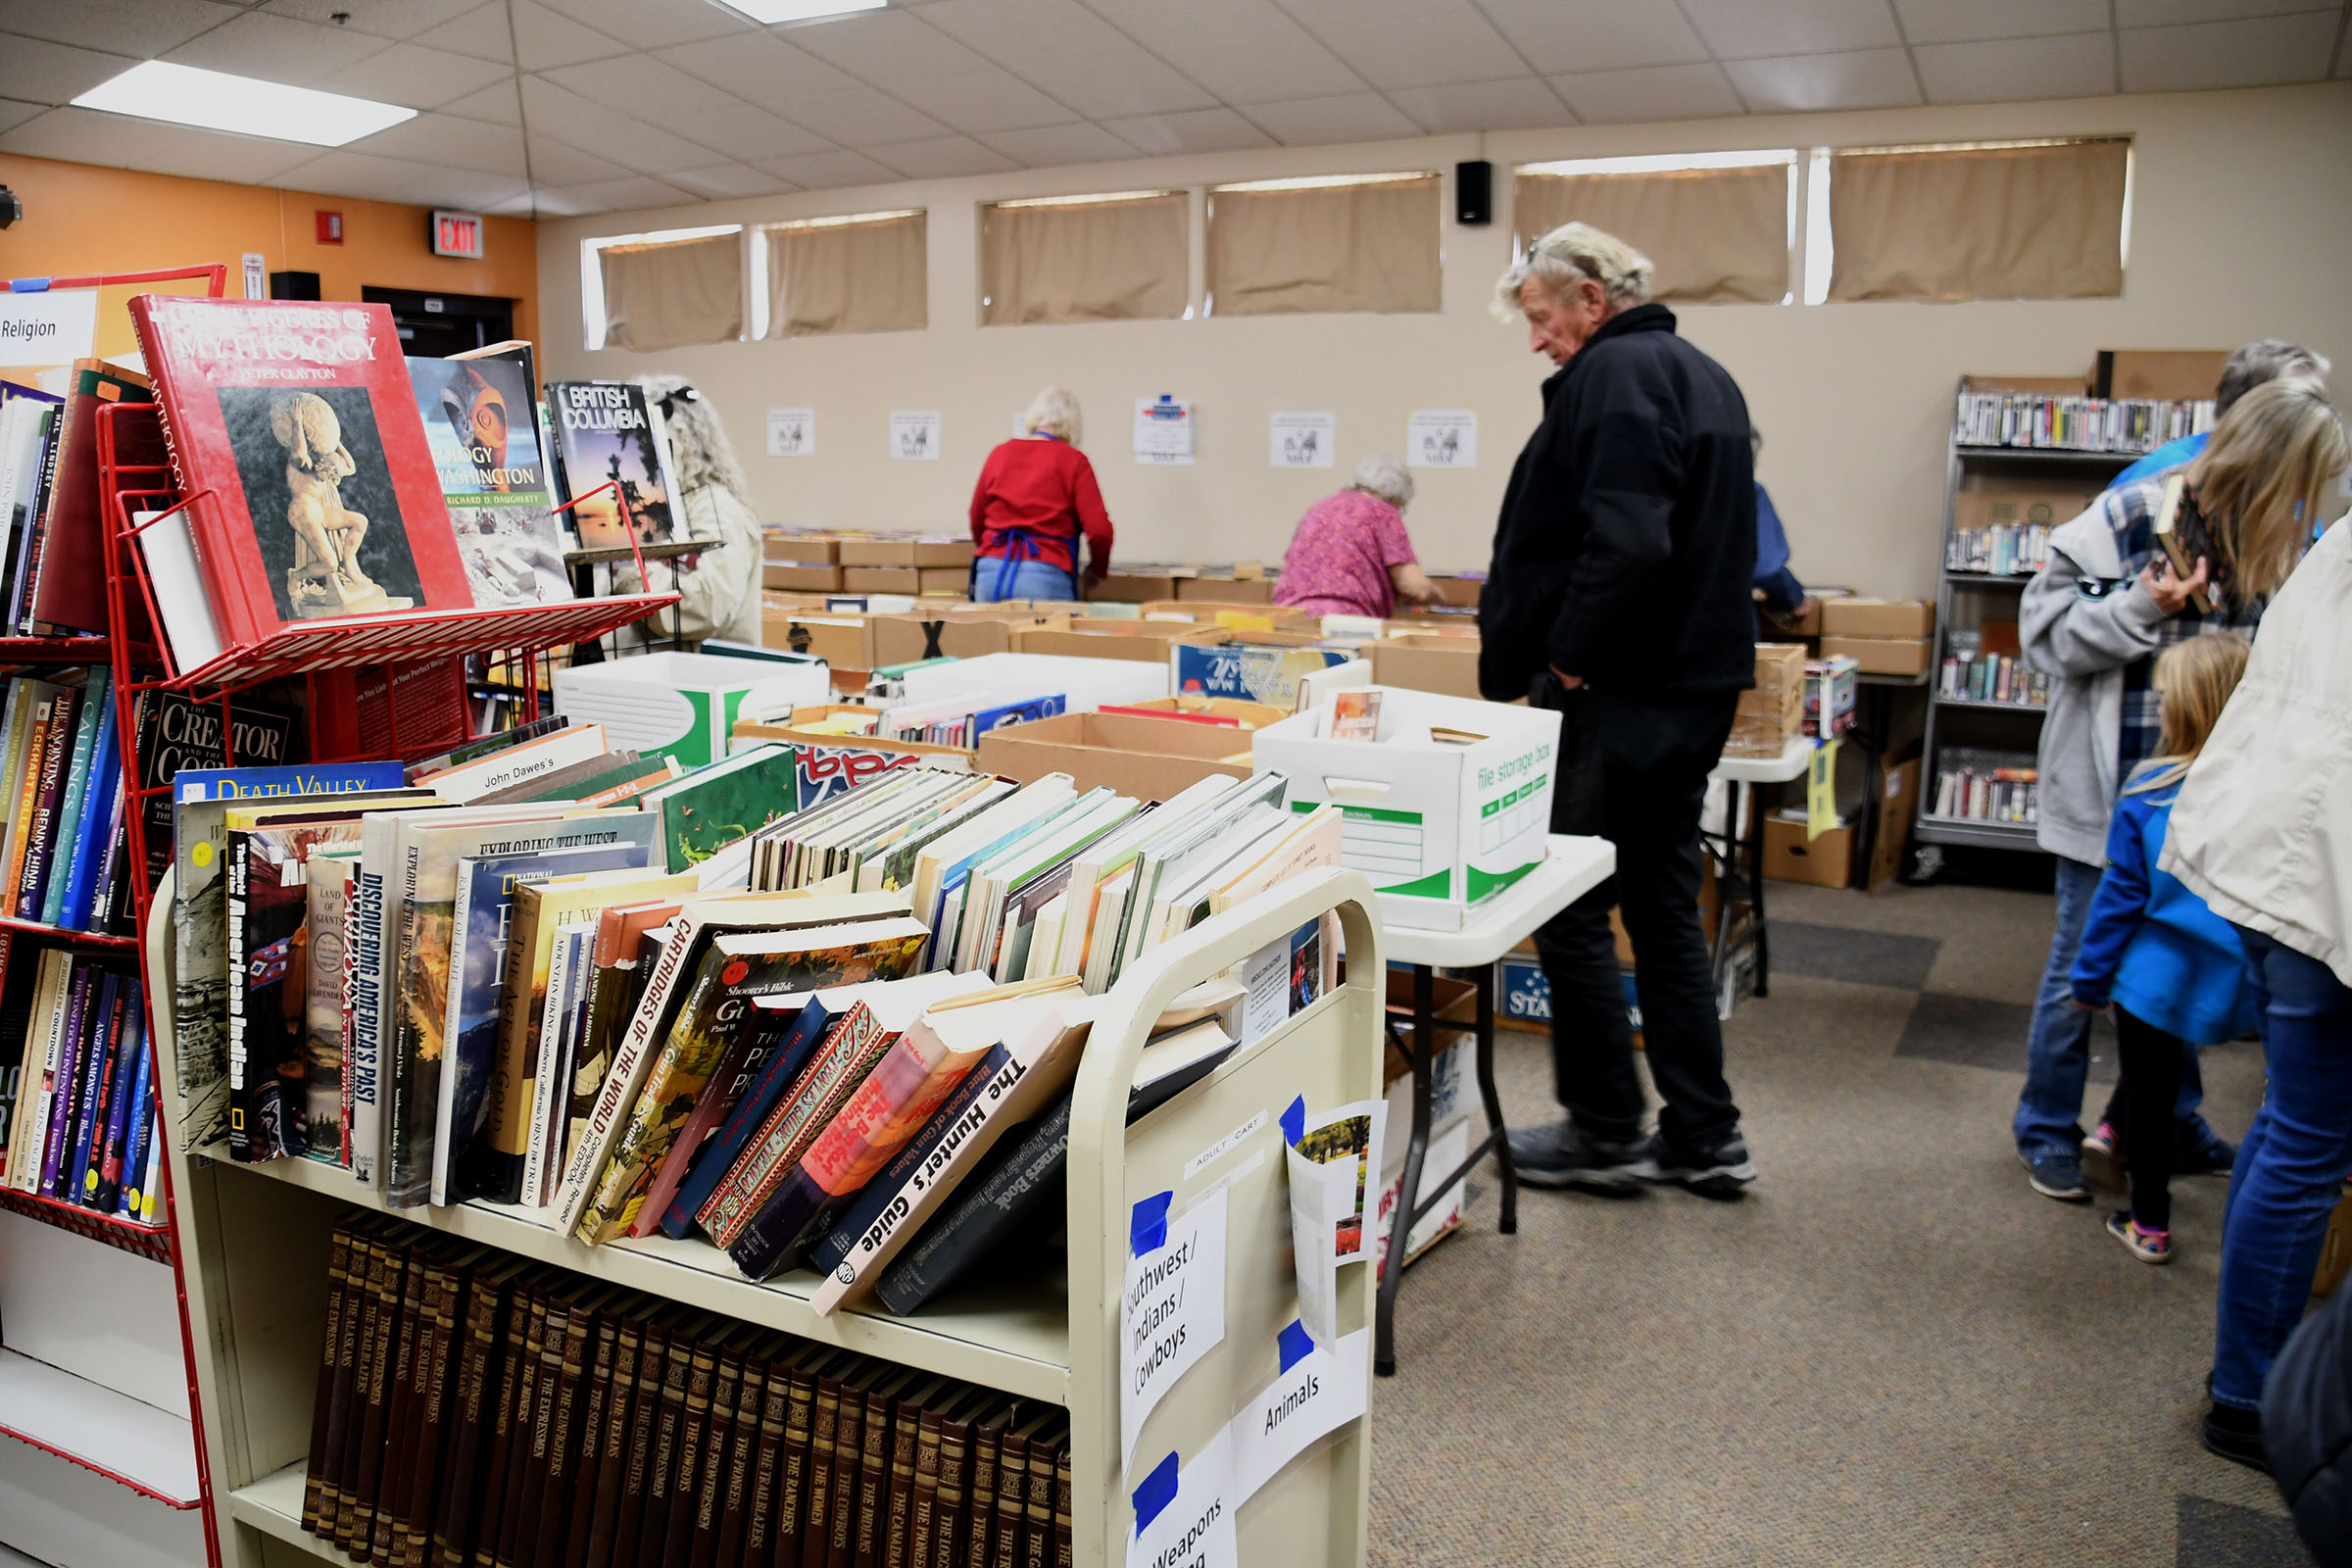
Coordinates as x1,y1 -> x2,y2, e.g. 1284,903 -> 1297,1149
1280,1095 -> 1304,1147
1277,1318 -> 1314,1373
1130,1190 -> 1172,1256
10,277 -> 53,293
1132,1450 -> 1179,1535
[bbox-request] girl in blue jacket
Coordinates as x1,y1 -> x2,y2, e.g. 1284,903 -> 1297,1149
2072,633 -> 2257,1263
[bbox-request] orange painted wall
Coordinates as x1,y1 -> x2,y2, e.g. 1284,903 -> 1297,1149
0,153 -> 538,361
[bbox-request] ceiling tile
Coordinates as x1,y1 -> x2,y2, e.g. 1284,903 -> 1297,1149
409,5 -> 514,62
271,148 -> 528,207
1239,91 -> 1423,145
1098,106 -> 1277,155
1386,75 -> 1572,133
1916,31 -> 2116,101
1277,0 -> 1532,90
507,0 -> 628,69
762,86 -> 955,146
782,8 -> 994,77
1549,62 -> 1745,123
1077,0 -> 1368,103
975,122 -> 1141,166
755,148 -> 902,189
484,190 -> 539,215
920,0 -> 1218,117
902,70 -> 1076,134
1475,0 -> 1713,74
1721,47 -> 1924,110
0,0 -> 241,56
438,79 -> 523,122
164,10 -> 393,78
0,96 -> 45,134
343,109 -> 526,174
521,133 -> 631,183
1677,0 -> 1904,60
543,56 -> 831,156
537,173 -> 699,214
0,106 -> 322,182
2119,11 -> 2339,88
870,134 -> 1020,177
0,35 -> 137,104
322,41 -> 513,107
532,0 -> 749,49
261,0 -> 488,39
517,74 -> 736,172
1892,0 -> 2111,44
2118,0 -> 2332,23
665,162 -> 795,198
656,30 -> 866,105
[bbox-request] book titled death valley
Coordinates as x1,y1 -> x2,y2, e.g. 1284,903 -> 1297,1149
545,381 -> 683,552
406,354 -> 572,610
124,296 -> 477,647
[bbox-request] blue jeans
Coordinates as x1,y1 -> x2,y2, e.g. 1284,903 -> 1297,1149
2014,855 -> 2211,1159
2212,929 -> 2352,1410
971,557 -> 1079,603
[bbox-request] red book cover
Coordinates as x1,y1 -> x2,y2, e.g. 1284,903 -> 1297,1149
123,297 -> 476,650
32,360 -> 155,636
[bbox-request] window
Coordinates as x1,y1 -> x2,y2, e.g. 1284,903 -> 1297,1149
581,224 -> 743,352
762,210 -> 926,340
1205,172 -> 1440,317
1514,152 -> 1794,306
980,191 -> 1188,325
1822,138 -> 2131,303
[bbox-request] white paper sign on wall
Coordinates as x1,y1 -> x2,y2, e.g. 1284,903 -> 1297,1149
1121,1185 -> 1227,1473
766,407 -> 815,457
1228,1322 -> 1370,1504
0,289 -> 98,368
1269,412 -> 1335,469
1134,394 -> 1196,466
890,410 -> 942,461
1406,409 -> 1478,468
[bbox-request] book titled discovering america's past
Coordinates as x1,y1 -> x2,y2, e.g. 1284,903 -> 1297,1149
405,354 -> 572,610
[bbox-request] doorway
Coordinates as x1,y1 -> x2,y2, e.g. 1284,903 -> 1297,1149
361,286 -> 514,357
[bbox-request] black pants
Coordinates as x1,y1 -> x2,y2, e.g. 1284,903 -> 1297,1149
2114,1006 -> 2186,1231
1530,679 -> 1742,1150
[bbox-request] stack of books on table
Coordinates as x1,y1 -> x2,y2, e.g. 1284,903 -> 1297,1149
0,942 -> 163,1225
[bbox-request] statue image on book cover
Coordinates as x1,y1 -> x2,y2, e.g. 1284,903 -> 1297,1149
220,387 -> 421,620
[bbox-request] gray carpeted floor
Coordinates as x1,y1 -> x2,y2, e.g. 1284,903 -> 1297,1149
1367,879 -> 2311,1568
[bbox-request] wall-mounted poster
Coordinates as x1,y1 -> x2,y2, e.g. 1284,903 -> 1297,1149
1270,412 -> 1335,469
889,410 -> 941,461
1407,409 -> 1478,468
1134,394 -> 1196,466
766,406 -> 814,457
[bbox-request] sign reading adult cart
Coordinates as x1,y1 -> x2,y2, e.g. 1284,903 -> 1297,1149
767,407 -> 815,457
890,410 -> 942,461
1269,412 -> 1335,468
0,289 -> 97,368
1134,395 -> 1197,466
1122,1185 -> 1228,1472
1407,410 -> 1478,468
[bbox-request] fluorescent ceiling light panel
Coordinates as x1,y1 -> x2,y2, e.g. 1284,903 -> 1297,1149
711,0 -> 887,23
73,61 -> 416,147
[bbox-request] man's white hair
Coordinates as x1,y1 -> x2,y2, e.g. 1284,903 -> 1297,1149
1492,220 -> 1654,320
1349,454 -> 1414,511
1021,384 -> 1083,444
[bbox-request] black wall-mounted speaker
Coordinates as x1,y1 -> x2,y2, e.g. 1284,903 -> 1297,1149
270,270 -> 322,300
1455,160 -> 1493,226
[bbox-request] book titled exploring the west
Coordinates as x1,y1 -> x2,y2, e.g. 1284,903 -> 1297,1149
544,381 -> 683,552
124,296 -> 478,646
404,355 -> 572,610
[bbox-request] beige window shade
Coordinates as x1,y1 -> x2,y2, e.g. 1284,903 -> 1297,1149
1206,175 -> 1440,317
981,194 -> 1187,325
1513,166 -> 1789,305
598,232 -> 743,352
767,211 -> 927,339
1828,138 -> 2129,303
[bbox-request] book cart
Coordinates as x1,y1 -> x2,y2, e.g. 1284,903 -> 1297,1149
150,863 -> 1385,1568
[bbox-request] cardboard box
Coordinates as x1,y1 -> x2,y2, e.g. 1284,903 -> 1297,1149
1426,575 -> 1484,609
1175,574 -> 1275,604
1367,634 -> 1483,701
764,562 -> 842,592
1010,619 -> 1230,664
732,707 -> 975,806
1822,634 -> 1933,677
1961,373 -> 2087,397
1173,641 -> 1350,708
554,650 -> 828,767
1139,600 -> 1317,631
2096,349 -> 2227,402
1111,695 -> 1291,729
1763,813 -> 1855,889
1820,598 -> 1935,639
763,531 -> 844,564
835,535 -> 973,568
975,710 -> 1255,796
1253,686 -> 1563,931
1373,1120 -> 1470,1277
1953,489 -> 2098,535
761,605 -> 876,670
862,608 -> 1065,668
1091,571 -> 1179,602
1866,757 -> 1921,891
2314,1185 -> 2352,1297
898,651 -> 1170,710
842,565 -> 968,595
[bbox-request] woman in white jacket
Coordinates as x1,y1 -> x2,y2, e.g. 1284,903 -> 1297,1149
613,375 -> 763,649
2163,511 -> 2352,1471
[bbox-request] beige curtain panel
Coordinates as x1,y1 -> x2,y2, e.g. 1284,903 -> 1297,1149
1206,175 -> 1441,317
768,212 -> 927,338
1514,166 -> 1789,305
598,232 -> 743,352
980,194 -> 1187,325
1828,138 -> 2129,302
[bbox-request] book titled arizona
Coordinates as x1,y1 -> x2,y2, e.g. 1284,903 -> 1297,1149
545,381 -> 680,551
405,356 -> 573,611
124,297 -> 476,646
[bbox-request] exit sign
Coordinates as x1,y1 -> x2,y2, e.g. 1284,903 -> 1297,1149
430,210 -> 484,260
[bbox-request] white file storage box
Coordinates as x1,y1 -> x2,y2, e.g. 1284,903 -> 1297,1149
553,651 -> 829,766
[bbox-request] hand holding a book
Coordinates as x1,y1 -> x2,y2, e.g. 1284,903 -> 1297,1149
2141,554 -> 2210,617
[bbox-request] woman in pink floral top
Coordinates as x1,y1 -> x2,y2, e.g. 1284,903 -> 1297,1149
1274,455 -> 1439,618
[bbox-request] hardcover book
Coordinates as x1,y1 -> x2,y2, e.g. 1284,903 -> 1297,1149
545,381 -> 683,551
405,354 -> 572,610
31,360 -> 154,635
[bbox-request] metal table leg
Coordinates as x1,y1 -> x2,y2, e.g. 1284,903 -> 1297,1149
1748,778 -> 1771,999
1472,964 -> 1514,1236
1375,963 -> 1437,1378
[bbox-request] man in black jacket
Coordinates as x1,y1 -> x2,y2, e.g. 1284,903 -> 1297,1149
1481,221 -> 1758,1199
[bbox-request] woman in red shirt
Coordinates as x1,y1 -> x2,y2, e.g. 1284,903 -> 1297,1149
967,385 -> 1114,602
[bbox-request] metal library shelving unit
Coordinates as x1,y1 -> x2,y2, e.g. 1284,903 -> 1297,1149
1916,378 -> 2132,858
153,865 -> 1385,1568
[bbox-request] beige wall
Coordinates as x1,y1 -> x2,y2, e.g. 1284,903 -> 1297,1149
536,83 -> 2352,597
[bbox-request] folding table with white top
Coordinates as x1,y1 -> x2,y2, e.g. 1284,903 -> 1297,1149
1374,833 -> 1616,1376
1707,734 -> 1816,1004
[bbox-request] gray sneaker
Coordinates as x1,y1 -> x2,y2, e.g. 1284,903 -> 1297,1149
2021,1149 -> 2090,1201
1507,1120 -> 1653,1192
1644,1131 -> 1758,1200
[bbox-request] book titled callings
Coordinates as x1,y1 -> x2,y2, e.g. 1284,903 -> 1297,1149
405,355 -> 572,610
